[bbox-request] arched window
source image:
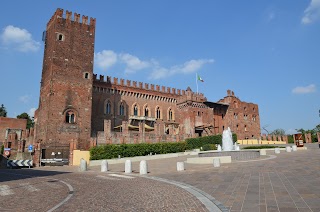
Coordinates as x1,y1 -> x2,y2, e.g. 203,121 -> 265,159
144,106 -> 149,117
134,105 -> 138,116
119,102 -> 125,116
66,110 -> 75,124
156,107 -> 161,119
168,109 -> 173,120
106,101 -> 111,114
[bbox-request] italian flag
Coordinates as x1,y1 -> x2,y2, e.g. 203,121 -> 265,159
197,74 -> 204,82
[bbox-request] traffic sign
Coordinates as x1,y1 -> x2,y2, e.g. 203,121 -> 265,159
28,145 -> 33,152
4,150 -> 10,156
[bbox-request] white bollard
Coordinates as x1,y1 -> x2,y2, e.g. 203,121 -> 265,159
177,162 -> 185,171
286,146 -> 292,152
292,145 -> 297,151
101,160 -> 108,172
274,148 -> 280,154
79,158 -> 87,172
140,160 -> 148,175
125,160 -> 132,174
260,149 -> 266,156
213,158 -> 220,167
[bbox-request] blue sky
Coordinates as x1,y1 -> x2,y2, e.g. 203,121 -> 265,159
0,0 -> 319,134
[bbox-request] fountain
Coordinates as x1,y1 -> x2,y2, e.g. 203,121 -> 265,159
195,127 -> 261,161
222,127 -> 234,151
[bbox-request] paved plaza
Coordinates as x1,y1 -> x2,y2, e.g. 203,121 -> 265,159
0,144 -> 319,211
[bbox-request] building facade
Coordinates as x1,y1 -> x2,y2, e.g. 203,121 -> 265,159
31,9 -> 261,163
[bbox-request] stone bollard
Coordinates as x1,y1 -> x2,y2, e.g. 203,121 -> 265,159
213,158 -> 220,167
79,158 -> 87,172
286,146 -> 292,152
125,160 -> 132,174
140,160 -> 148,175
101,160 -> 108,172
260,149 -> 266,156
274,148 -> 280,154
177,162 -> 185,171
292,145 -> 297,151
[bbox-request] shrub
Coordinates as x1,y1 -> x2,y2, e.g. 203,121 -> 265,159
201,144 -> 217,151
185,133 -> 237,150
287,135 -> 294,143
90,142 -> 187,160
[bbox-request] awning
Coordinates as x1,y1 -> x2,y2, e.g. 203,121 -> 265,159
113,124 -> 154,131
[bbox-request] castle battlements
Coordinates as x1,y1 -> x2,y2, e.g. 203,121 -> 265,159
47,8 -> 96,32
93,74 -> 205,98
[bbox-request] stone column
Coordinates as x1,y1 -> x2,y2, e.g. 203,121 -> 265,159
286,146 -> 292,152
79,158 -> 87,171
139,160 -> 148,175
125,160 -> 132,174
177,162 -> 185,171
101,160 -> 108,172
267,135 -> 272,141
305,133 -> 312,143
213,158 -> 220,167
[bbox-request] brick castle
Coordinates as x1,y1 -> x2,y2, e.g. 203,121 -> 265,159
1,9 -> 262,165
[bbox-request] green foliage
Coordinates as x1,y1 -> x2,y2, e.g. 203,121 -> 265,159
201,144 -> 217,151
271,128 -> 285,136
287,135 -> 294,143
17,112 -> 34,129
0,104 -> 7,117
90,142 -> 187,160
185,134 -> 237,150
243,145 -> 284,149
186,134 -> 222,149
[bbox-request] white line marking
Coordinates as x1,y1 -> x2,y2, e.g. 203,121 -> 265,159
0,185 -> 14,196
96,175 -> 120,180
20,183 -> 39,192
109,174 -> 135,179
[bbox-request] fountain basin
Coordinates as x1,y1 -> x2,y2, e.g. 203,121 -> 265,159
186,156 -> 231,164
198,150 -> 260,161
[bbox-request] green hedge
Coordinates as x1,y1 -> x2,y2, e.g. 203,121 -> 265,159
185,133 -> 237,149
287,135 -> 294,143
90,142 -> 187,160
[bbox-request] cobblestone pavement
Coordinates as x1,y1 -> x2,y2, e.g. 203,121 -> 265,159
0,166 -> 208,211
1,144 -> 319,211
143,144 -> 320,212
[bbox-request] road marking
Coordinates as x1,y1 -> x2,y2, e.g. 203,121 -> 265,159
96,175 -> 120,180
109,174 -> 135,179
20,183 -> 39,192
0,185 -> 14,196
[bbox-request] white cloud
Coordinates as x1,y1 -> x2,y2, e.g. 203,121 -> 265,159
94,49 -> 214,79
292,84 -> 316,94
19,95 -> 31,103
28,107 -> 36,117
1,25 -> 40,52
149,59 -> 214,80
119,53 -> 150,73
302,0 -> 320,24
95,50 -> 118,70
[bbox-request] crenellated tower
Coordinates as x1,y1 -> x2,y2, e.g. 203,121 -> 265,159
35,8 -> 96,155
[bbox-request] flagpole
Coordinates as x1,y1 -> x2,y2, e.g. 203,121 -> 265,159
196,73 -> 198,93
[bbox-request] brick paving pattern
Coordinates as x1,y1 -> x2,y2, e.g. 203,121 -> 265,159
0,143 -> 319,211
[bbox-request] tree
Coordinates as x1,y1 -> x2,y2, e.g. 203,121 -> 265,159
271,128 -> 285,136
0,104 -> 7,117
17,112 -> 34,129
